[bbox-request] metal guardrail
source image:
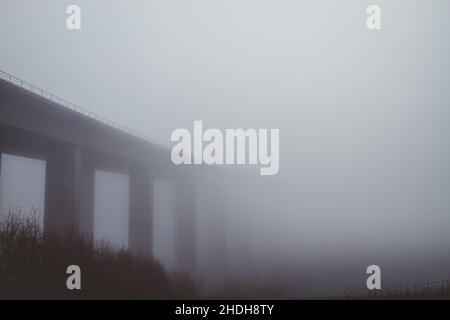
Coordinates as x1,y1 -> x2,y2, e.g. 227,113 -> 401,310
0,70 -> 150,141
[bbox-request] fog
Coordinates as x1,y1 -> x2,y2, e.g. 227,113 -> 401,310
1,0 -> 450,297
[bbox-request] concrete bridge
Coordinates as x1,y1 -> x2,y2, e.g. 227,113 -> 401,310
0,71 -> 197,274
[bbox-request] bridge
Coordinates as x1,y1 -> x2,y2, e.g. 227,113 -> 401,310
0,70 -> 199,274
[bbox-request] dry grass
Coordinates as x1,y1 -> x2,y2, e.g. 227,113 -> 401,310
0,209 -> 197,300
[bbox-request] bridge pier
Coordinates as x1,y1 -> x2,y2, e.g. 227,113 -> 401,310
128,164 -> 153,256
44,144 -> 94,237
176,181 -> 197,275
79,158 -> 95,240
204,184 -> 228,289
0,152 -> 2,212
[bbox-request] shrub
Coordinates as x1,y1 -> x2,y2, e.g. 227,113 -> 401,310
0,209 -> 197,300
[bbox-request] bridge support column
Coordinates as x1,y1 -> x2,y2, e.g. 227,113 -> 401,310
129,164 -> 153,256
44,144 -> 94,238
204,184 -> 228,289
0,152 -> 2,212
79,158 -> 95,240
176,181 -> 196,275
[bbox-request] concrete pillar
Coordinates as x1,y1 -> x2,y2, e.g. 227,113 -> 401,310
0,152 -> 2,214
204,182 -> 228,289
45,144 -> 82,236
44,144 -> 95,238
79,158 -> 95,240
175,180 -> 196,275
128,164 -> 153,256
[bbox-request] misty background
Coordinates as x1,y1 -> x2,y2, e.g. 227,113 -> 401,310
1,0 -> 450,297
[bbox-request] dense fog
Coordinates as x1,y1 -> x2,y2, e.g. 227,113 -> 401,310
1,0 -> 450,297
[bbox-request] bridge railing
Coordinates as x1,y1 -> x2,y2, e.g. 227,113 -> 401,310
0,70 -> 149,141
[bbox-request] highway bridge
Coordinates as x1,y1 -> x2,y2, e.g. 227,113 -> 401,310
0,70 -> 198,274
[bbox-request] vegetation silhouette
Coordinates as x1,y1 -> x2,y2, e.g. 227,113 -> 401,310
0,209 -> 196,300
1,209 -> 450,300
